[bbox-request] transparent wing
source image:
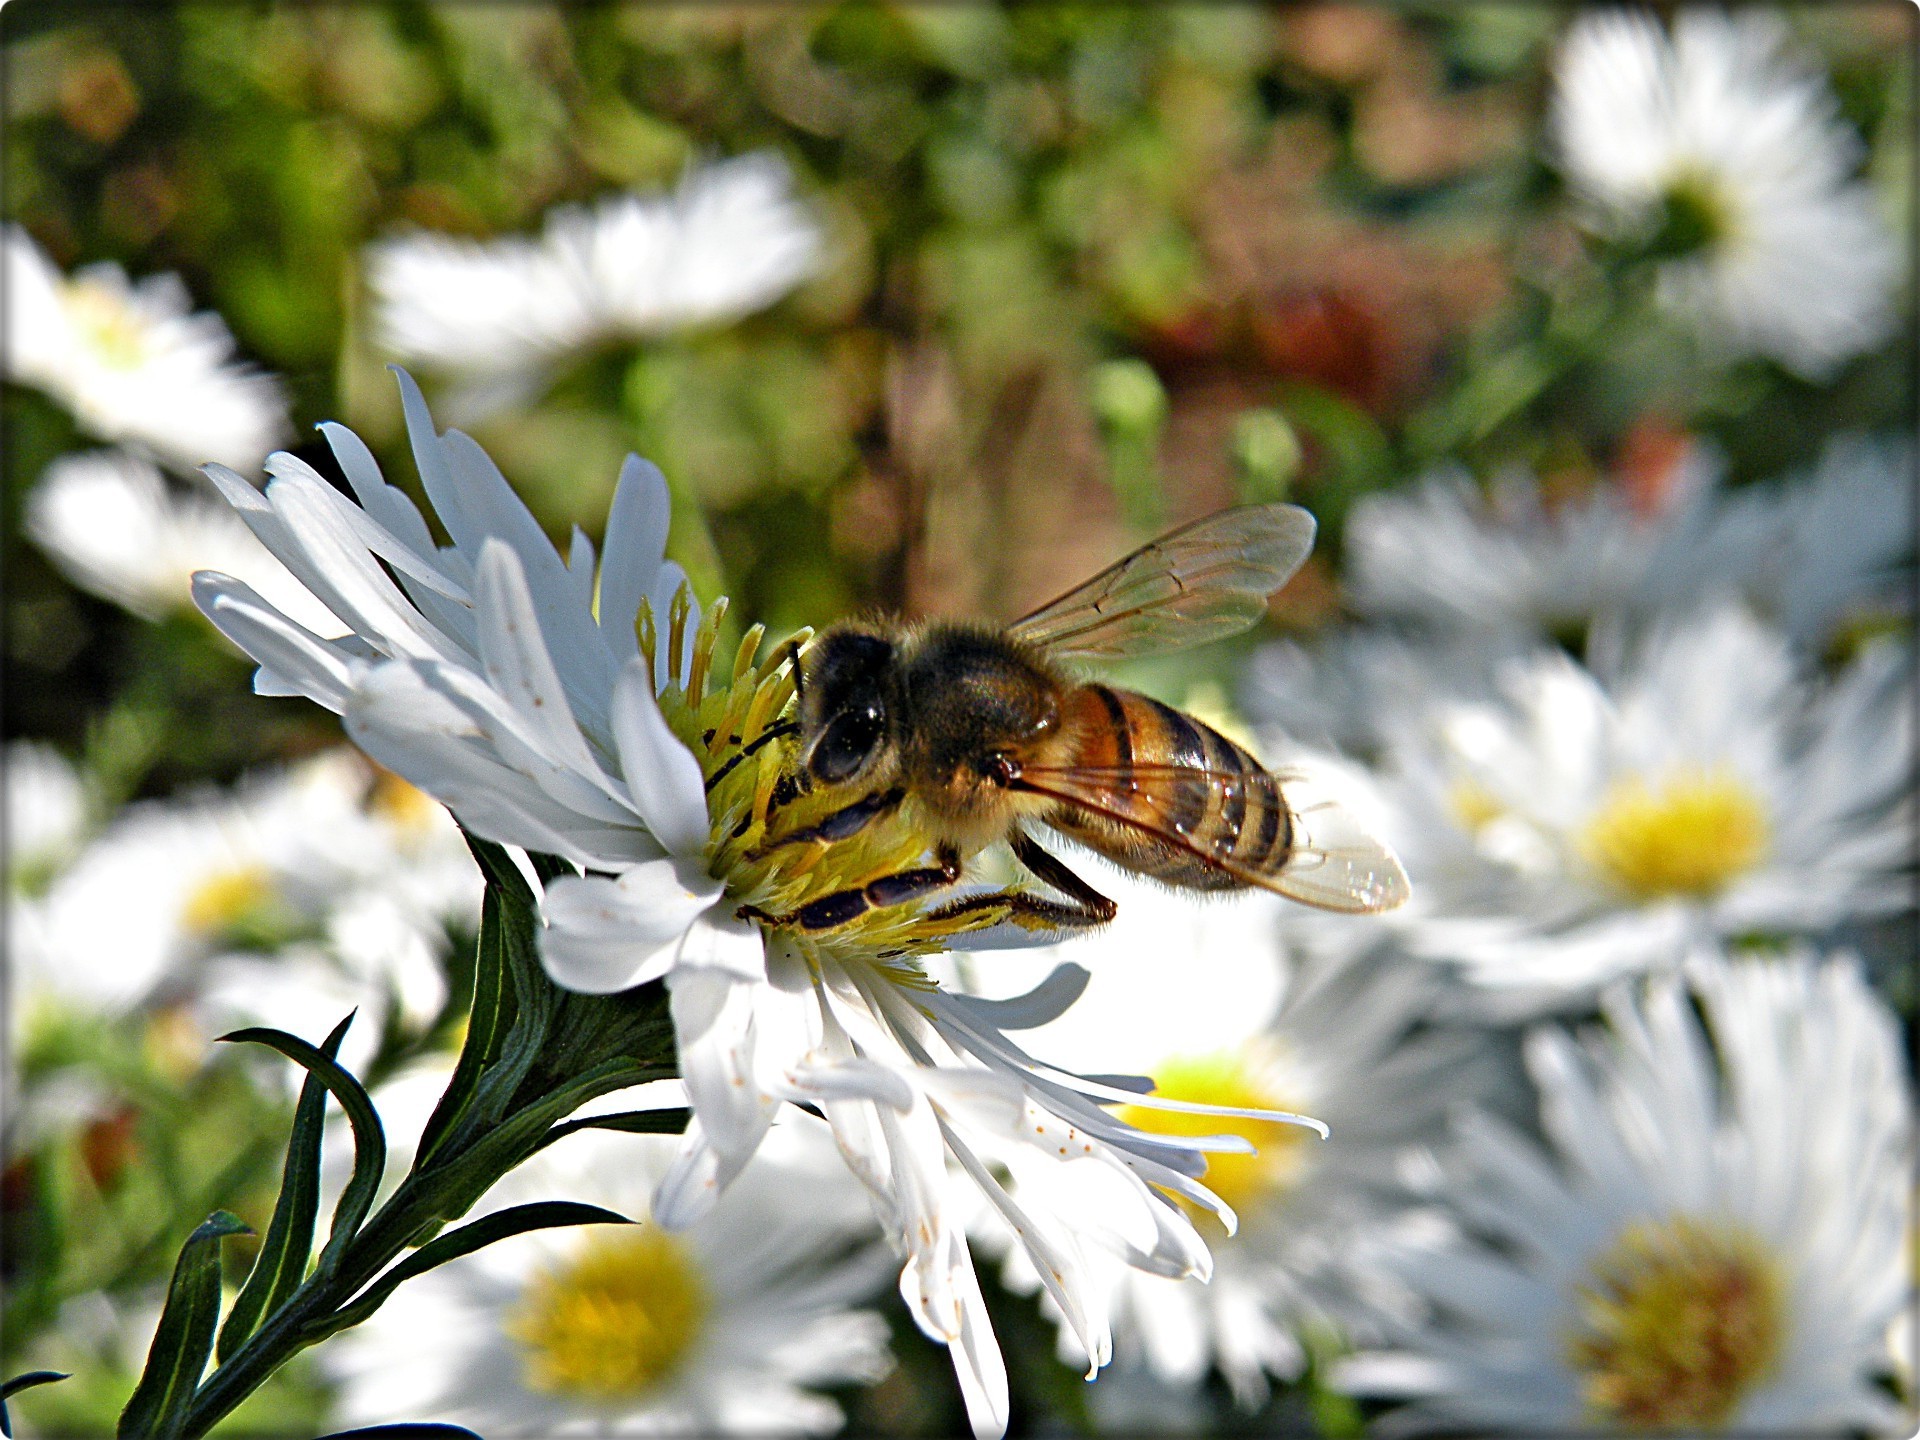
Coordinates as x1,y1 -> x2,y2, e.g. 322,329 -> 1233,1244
1007,504 -> 1317,662
1015,760 -> 1409,914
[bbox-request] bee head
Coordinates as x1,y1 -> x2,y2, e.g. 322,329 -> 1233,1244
799,628 -> 898,786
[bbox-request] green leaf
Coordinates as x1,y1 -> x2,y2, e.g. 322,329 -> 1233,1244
217,1023 -> 386,1280
315,1427 -> 484,1439
537,1107 -> 691,1151
216,1014 -> 353,1363
415,874 -> 517,1166
313,1201 -> 630,1339
117,1212 -> 252,1440
1,1372 -> 69,1438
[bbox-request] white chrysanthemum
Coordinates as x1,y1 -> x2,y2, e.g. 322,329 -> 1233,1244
3,226 -> 287,472
972,867 -> 1491,1405
1344,458 -> 1710,644
1550,8 -> 1899,377
191,369 -> 1323,1437
1338,948 -> 1913,1434
1345,435 -> 1914,654
1255,606 -> 1911,1011
324,1117 -> 892,1436
368,152 -> 820,414
4,740 -> 88,891
12,751 -> 478,1076
26,448 -> 343,631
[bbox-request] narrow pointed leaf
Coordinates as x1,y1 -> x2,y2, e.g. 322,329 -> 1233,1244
2,1372 -> 69,1438
117,1212 -> 251,1439
415,880 -> 515,1165
537,1107 -> 691,1151
217,1024 -> 385,1279
217,1015 -> 353,1362
313,1202 -> 629,1338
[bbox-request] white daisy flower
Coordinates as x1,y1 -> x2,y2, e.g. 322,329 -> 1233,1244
1344,434 -> 1914,654
13,751 -> 478,1077
367,152 -> 820,414
1256,605 -> 1911,1010
3,226 -> 288,472
25,448 -> 343,632
974,868 -> 1491,1405
1550,8 -> 1899,377
1338,947 -> 1914,1434
191,368 -> 1321,1437
323,1120 -> 893,1436
4,740 -> 88,892
1344,458 -> 1708,645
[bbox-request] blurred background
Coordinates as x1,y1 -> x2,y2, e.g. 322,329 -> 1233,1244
3,3 -> 1913,1436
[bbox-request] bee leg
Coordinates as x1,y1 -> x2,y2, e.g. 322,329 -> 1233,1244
752,786 -> 905,856
739,844 -> 962,932
1009,830 -> 1119,924
922,889 -> 1114,933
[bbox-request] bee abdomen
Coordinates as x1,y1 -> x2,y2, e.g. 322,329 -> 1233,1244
1059,686 -> 1291,889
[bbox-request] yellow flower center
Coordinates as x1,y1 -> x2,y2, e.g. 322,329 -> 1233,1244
180,864 -> 278,938
1579,769 -> 1769,900
368,767 -> 443,838
507,1229 -> 709,1402
1566,1216 -> 1784,1431
62,279 -> 151,370
1115,1050 -> 1309,1230
1448,776 -> 1506,833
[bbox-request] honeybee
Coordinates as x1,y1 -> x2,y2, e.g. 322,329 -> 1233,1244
741,504 -> 1409,936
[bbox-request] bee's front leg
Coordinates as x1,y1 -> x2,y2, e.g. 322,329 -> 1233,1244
921,830 -> 1118,933
738,843 -> 961,932
750,786 -> 906,857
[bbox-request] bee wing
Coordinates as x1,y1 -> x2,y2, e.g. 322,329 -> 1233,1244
1015,761 -> 1409,914
1006,504 -> 1317,663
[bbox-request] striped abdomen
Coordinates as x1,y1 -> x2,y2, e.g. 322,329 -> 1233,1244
1039,684 -> 1292,891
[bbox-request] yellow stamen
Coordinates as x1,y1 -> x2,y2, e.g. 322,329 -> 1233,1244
368,768 -> 442,837
1116,1050 -> 1310,1231
62,280 -> 150,369
508,1229 -> 708,1401
1567,1216 -> 1784,1431
1448,776 -> 1506,833
1579,769 -> 1769,900
179,864 -> 277,938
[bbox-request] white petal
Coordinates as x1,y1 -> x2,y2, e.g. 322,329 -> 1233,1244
538,859 -> 720,994
610,657 -> 711,855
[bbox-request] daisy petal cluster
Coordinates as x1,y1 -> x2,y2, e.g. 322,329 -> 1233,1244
191,369 -> 1321,1437
1345,434 -> 1913,654
1256,603 -> 1911,1011
325,1110 -> 892,1436
1550,9 -> 1898,377
26,448 -> 343,631
1338,946 -> 1912,1434
367,152 -> 820,412
3,226 -> 287,472
972,867 -> 1492,1407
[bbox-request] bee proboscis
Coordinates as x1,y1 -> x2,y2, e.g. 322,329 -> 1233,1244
741,504 -> 1410,937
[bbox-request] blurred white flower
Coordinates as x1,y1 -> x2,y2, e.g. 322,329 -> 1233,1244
1264,624 -> 1912,990
12,750 -> 478,1077
1338,948 -> 1913,1434
26,448 -> 343,632
191,369 -> 1323,1438
2,226 -> 288,471
975,868 -> 1491,1405
4,740 -> 88,891
368,152 -> 821,415
1551,9 -> 1898,377
1344,434 -> 1914,654
324,1120 -> 893,1436
1344,459 -> 1707,644
1262,605 -> 1911,1011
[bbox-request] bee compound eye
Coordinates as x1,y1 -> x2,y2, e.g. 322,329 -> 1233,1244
810,706 -> 886,784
